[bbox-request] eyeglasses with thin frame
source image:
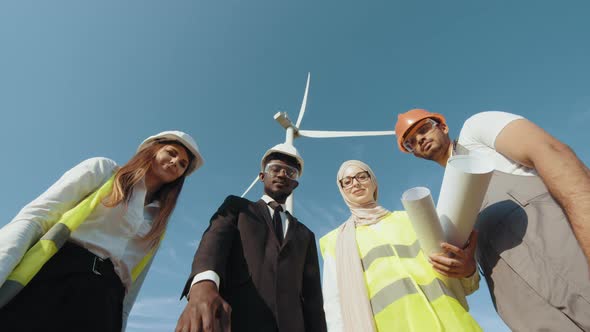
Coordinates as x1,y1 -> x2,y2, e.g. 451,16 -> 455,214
339,171 -> 371,189
403,118 -> 439,153
264,163 -> 300,180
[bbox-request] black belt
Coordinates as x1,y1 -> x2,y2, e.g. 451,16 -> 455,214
60,242 -> 120,281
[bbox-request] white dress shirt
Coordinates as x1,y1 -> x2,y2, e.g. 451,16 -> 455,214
0,157 -> 162,330
189,195 -> 289,292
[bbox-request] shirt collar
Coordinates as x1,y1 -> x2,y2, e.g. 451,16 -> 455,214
261,194 -> 287,213
452,139 -> 470,156
139,177 -> 161,209
146,201 -> 160,208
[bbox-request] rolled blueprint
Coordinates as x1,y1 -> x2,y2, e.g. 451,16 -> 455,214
401,187 -> 445,255
437,154 -> 494,247
402,186 -> 470,308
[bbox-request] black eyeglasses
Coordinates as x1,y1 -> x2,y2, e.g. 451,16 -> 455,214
339,171 -> 371,188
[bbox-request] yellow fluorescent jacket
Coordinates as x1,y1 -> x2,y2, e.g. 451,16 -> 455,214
320,211 -> 482,332
0,176 -> 159,308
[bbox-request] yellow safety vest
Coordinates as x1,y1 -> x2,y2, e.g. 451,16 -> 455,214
320,211 -> 481,332
0,175 -> 161,307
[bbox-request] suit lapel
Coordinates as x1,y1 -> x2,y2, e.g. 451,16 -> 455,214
282,211 -> 299,246
254,199 -> 281,248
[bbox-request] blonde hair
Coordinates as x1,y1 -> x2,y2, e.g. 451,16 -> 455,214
103,142 -> 190,246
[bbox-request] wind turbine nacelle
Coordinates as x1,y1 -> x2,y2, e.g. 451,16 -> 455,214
274,112 -> 298,131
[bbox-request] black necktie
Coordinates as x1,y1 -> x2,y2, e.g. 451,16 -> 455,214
268,201 -> 284,244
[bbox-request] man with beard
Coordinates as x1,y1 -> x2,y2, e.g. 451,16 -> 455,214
175,143 -> 327,332
395,109 -> 590,331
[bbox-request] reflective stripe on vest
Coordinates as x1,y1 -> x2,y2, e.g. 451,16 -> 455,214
361,241 -> 422,269
370,276 -> 458,315
320,212 -> 481,332
0,175 -> 162,308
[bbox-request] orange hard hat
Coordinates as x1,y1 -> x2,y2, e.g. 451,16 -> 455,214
395,109 -> 446,153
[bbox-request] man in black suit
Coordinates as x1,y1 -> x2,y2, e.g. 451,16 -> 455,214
175,143 -> 327,332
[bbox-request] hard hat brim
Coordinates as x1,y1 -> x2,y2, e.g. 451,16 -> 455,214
138,131 -> 204,176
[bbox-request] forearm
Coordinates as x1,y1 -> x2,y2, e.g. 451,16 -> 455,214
494,118 -> 590,264
0,221 -> 43,285
180,270 -> 221,300
535,144 -> 590,263
459,269 -> 480,295
182,235 -> 231,298
10,158 -> 116,233
182,197 -> 239,297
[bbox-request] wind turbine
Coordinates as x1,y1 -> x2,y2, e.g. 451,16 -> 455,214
241,73 -> 396,213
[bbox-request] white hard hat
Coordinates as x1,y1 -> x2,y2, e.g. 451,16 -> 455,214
137,130 -> 204,176
260,143 -> 304,177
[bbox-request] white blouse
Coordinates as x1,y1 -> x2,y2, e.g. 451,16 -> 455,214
0,157 -> 169,329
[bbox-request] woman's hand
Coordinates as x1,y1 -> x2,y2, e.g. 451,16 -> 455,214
428,230 -> 478,278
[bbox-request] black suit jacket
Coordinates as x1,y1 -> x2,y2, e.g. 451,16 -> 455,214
182,195 -> 327,332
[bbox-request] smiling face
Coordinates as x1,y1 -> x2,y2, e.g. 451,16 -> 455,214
259,158 -> 299,203
339,165 -> 376,206
149,143 -> 190,184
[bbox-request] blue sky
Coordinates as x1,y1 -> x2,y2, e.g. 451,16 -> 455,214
1,1 -> 589,331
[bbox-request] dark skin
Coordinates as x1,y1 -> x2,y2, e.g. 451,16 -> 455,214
258,159 -> 299,203
175,157 -> 300,332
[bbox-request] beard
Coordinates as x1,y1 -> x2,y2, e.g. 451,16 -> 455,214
416,141 -> 446,161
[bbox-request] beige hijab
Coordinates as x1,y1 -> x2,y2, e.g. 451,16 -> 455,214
335,160 -> 390,332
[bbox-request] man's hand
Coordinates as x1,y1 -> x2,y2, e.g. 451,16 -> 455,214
175,281 -> 231,332
428,230 -> 478,278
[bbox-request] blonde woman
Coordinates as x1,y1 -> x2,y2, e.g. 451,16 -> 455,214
0,131 -> 203,332
320,160 -> 481,332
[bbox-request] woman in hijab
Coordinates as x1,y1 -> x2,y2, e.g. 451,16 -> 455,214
319,160 -> 481,332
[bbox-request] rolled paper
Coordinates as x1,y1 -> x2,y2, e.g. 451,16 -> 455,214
436,154 -> 494,247
401,187 -> 445,256
402,186 -> 469,306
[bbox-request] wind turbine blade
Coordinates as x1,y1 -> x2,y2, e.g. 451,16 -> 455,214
241,175 -> 260,198
295,72 -> 310,129
298,130 -> 396,138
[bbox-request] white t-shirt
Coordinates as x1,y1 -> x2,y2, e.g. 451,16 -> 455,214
457,111 -> 537,176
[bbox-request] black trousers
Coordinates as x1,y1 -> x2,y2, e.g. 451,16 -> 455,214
0,242 -> 125,332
